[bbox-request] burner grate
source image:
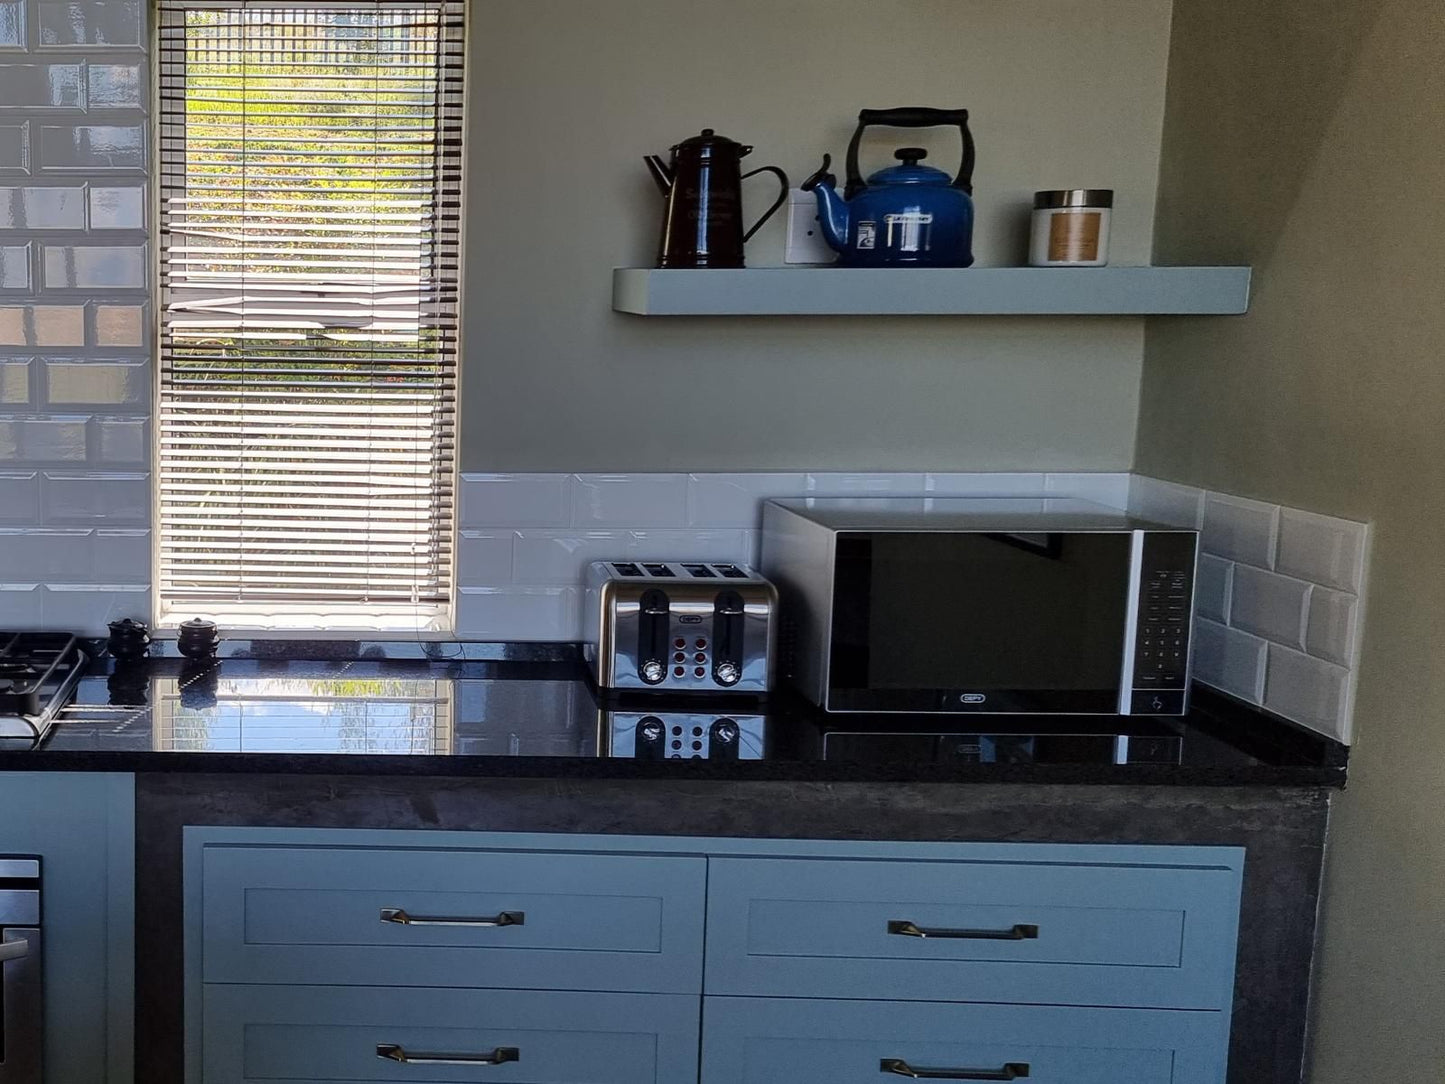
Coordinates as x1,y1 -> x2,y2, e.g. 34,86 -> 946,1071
0,633 -> 88,731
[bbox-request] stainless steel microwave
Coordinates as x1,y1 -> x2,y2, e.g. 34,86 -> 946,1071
761,498 -> 1199,716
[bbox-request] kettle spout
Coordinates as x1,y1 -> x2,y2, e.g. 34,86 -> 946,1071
801,154 -> 848,254
644,155 -> 674,196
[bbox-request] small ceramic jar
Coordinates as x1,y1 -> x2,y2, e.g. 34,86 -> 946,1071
1030,189 -> 1113,267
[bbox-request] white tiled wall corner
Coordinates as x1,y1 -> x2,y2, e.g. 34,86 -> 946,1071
1130,476 -> 1371,744
1128,475 -> 1205,528
0,0 -> 152,636
455,471 -> 1133,640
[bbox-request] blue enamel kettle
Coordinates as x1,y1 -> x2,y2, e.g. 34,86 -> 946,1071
802,107 -> 976,268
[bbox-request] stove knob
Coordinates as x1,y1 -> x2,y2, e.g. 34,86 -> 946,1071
714,661 -> 741,686
640,659 -> 667,685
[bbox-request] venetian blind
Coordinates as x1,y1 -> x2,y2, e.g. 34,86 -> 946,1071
157,0 -> 463,629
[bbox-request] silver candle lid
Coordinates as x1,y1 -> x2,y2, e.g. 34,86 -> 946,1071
1035,189 -> 1114,209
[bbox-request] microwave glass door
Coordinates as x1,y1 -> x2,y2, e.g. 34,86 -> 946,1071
829,531 -> 1132,712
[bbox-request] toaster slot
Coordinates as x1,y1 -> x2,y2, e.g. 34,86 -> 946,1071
712,590 -> 745,687
682,564 -> 717,578
637,588 -> 670,685
714,564 -> 749,579
642,563 -> 675,577
610,562 -> 643,577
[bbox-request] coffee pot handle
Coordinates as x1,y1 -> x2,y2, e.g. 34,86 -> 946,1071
740,166 -> 791,243
844,107 -> 974,198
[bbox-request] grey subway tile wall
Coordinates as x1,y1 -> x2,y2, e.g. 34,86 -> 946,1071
0,0 -> 149,634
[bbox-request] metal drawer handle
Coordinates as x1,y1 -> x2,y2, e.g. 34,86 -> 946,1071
0,939 -> 29,963
881,1058 -> 1030,1080
380,908 -> 525,929
378,1043 -> 520,1066
887,920 -> 1038,941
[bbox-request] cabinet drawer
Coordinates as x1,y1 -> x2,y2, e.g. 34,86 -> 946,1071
202,985 -> 699,1083
701,997 -> 1227,1084
199,843 -> 706,992
705,853 -> 1242,1008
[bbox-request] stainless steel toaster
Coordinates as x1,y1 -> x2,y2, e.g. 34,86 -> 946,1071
583,561 -> 778,694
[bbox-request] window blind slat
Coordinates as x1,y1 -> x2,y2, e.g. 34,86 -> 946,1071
157,0 -> 463,623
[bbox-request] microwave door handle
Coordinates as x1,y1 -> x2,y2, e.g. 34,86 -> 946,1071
1,929 -> 43,1082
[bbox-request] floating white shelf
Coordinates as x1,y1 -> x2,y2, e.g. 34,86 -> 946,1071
612,266 -> 1252,317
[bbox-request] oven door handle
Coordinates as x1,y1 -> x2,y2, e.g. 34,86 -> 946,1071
0,940 -> 28,963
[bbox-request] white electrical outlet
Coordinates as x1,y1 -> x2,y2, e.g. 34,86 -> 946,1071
784,189 -> 838,265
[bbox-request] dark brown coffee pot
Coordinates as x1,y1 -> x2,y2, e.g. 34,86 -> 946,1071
645,129 -> 788,269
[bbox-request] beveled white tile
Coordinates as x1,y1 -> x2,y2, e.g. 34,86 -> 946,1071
0,470 -> 38,523
1276,508 -> 1368,594
687,472 -> 807,528
459,473 -> 571,529
1044,472 -> 1131,508
1128,475 -> 1205,528
806,472 -> 928,496
18,414 -> 86,460
1196,555 -> 1233,624
1305,587 -> 1359,668
573,473 -> 688,527
456,530 -> 514,588
925,472 -> 1045,497
0,526 -> 93,579
1192,617 -> 1267,704
40,470 -> 148,523
1202,493 -> 1279,567
0,583 -> 42,629
512,530 -> 629,585
41,583 -> 150,635
93,414 -> 147,463
1265,644 -> 1351,742
94,527 -> 149,583
0,359 -> 31,405
44,359 -> 148,406
1230,565 -> 1309,649
627,528 -> 751,565
454,586 -> 579,641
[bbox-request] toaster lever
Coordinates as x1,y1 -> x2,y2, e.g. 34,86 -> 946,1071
638,588 -> 670,684
713,590 -> 746,686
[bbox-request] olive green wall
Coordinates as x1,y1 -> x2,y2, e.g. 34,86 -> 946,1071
1140,1 -> 1444,1077
459,0 -> 1173,471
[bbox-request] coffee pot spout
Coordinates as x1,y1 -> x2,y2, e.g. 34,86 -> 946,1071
644,155 -> 674,196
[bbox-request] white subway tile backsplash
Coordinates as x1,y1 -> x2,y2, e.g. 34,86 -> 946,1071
1202,493 -> 1279,567
1128,475 -> 1205,528
573,473 -> 688,526
1192,618 -> 1267,704
806,471 -> 927,496
14,413 -> 86,459
1230,565 -> 1309,649
455,530 -> 514,588
511,529 -> 629,585
1195,555 -> 1233,623
37,0 -> 143,47
925,472 -> 1045,496
40,582 -> 147,634
40,469 -> 146,522
455,586 -> 578,641
460,473 -> 571,528
627,528 -> 750,564
87,185 -> 143,229
1044,472 -> 1130,508
1265,644 -> 1351,742
0,582 -> 42,628
1305,587 -> 1359,668
92,414 -> 146,462
41,242 -> 146,288
0,469 -> 37,522
687,472 -> 807,528
0,359 -> 29,404
44,359 -> 147,405
1276,508 -> 1368,594
0,3 -> 22,49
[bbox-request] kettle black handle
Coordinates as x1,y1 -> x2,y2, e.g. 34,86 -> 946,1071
844,107 -> 974,199
740,165 -> 790,243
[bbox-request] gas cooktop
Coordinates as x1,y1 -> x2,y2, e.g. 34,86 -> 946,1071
0,633 -> 89,740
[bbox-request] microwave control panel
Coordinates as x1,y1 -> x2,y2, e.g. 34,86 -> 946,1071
1131,532 -> 1198,715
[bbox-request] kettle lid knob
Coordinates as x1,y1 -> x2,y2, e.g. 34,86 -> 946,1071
895,147 -> 928,165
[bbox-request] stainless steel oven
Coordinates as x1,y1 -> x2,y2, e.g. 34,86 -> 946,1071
0,857 -> 40,1083
762,498 -> 1199,716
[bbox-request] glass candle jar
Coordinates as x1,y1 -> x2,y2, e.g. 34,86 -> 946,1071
1030,189 -> 1113,267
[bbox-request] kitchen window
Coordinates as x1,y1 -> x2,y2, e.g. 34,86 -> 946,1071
156,0 -> 464,631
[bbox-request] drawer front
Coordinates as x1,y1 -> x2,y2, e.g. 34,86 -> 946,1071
200,844 -> 706,992
202,985 -> 699,1083
705,854 -> 1242,1008
701,997 -> 1227,1084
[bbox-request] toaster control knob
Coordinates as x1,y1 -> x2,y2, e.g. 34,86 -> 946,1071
715,661 -> 741,686
640,659 -> 667,685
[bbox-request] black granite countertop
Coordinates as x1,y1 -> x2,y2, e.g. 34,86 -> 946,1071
0,644 -> 1347,786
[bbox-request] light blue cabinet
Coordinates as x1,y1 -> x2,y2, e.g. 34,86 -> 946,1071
202,985 -> 700,1083
701,996 -> 1230,1084
185,830 -> 1244,1084
0,772 -> 133,1084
